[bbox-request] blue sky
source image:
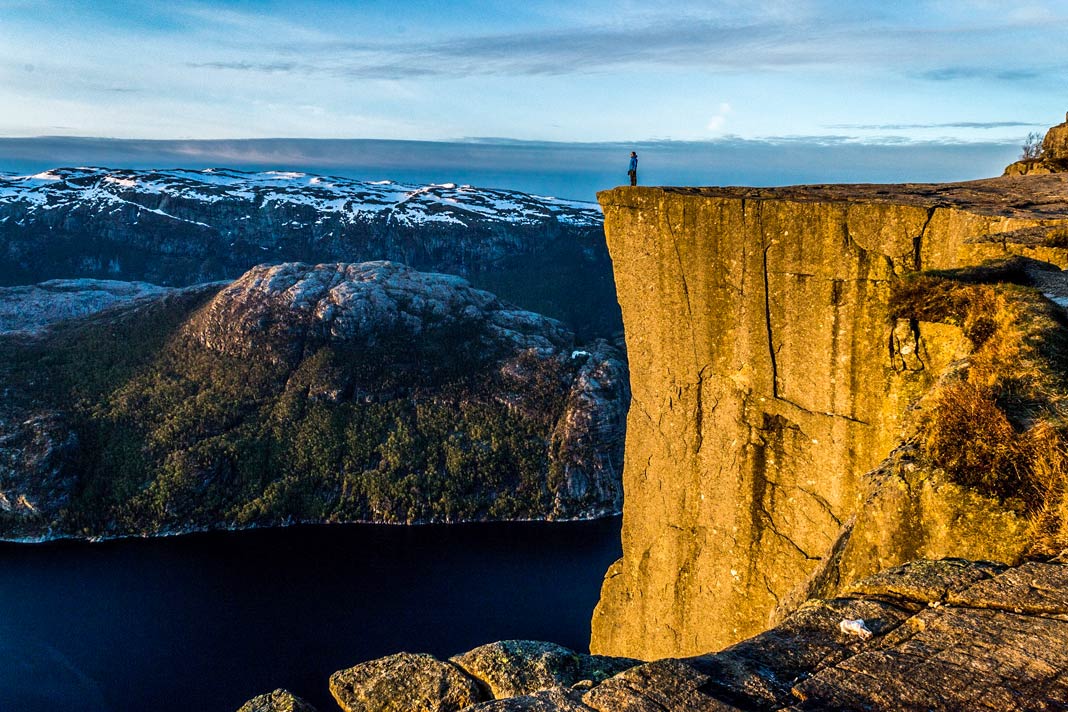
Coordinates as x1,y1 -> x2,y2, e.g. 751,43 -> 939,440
0,1 -> 1066,195
1,0 -> 1065,142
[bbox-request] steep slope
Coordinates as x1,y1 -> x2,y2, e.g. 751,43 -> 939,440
0,262 -> 627,539
592,174 -> 1068,658
0,167 -> 618,339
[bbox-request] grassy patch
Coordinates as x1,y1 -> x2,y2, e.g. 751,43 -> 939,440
890,259 -> 1068,550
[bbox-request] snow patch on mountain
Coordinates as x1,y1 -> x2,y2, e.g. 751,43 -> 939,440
0,167 -> 602,229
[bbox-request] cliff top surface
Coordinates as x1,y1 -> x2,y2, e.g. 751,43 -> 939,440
601,173 -> 1068,219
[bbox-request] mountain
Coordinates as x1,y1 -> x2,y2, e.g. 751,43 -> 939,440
0,167 -> 619,340
0,262 -> 627,540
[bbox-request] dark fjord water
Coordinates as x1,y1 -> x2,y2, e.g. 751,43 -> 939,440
0,518 -> 622,712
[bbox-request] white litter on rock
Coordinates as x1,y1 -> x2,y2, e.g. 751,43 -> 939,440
839,618 -> 873,640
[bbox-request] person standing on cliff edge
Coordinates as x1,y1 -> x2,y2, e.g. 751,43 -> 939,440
628,151 -> 638,186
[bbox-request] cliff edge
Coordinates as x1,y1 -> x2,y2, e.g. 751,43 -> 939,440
593,174 -> 1068,658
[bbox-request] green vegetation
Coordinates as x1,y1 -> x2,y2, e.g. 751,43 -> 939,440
889,258 -> 1068,552
0,290 -> 580,537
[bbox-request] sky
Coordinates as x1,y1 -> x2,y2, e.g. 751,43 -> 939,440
1,1 -> 1066,196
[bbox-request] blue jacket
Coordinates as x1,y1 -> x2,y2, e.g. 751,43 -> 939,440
629,155 -> 638,172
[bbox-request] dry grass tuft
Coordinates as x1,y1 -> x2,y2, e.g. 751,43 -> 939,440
919,383 -> 1021,501
1020,423 -> 1068,553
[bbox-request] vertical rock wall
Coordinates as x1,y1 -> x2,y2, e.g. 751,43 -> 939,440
592,180 -> 1068,658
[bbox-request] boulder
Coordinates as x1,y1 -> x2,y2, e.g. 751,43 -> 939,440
329,652 -> 486,712
450,640 -> 637,700
236,689 -> 318,712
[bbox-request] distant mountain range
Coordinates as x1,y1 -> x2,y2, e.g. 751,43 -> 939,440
0,167 -> 619,339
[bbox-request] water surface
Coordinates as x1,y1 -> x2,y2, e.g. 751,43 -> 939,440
0,518 -> 622,711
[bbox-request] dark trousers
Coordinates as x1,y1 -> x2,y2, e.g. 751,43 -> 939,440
628,170 -> 637,186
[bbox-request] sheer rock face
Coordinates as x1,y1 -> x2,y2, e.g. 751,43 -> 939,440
330,558 -> 1068,712
593,176 -> 1068,658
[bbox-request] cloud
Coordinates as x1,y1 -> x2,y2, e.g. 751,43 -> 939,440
187,61 -> 303,73
826,121 -> 1045,130
185,16 -> 836,80
918,67 -> 1047,82
707,103 -> 733,132
172,5 -> 1068,85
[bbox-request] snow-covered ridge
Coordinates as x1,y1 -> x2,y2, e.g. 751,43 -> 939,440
0,167 -> 602,228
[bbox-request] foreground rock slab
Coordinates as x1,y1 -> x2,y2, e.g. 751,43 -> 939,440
317,558 -> 1068,711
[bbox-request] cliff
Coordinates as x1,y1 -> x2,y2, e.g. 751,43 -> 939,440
592,174 -> 1068,658
0,262 -> 627,539
0,168 -> 619,340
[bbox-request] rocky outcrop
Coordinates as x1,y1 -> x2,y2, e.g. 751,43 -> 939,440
0,411 -> 78,534
0,262 -> 627,539
1004,114 -> 1068,175
0,278 -> 172,335
189,262 -> 573,366
0,167 -> 619,339
592,175 -> 1068,658
292,558 -> 1068,711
